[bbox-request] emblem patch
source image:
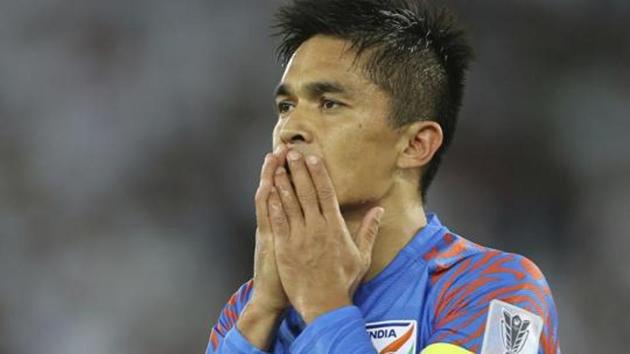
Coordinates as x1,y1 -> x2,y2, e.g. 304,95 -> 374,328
366,320 -> 417,354
480,300 -> 543,354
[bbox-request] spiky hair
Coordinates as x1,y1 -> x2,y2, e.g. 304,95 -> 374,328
273,0 -> 473,201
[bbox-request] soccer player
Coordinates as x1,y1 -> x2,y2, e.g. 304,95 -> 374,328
206,0 -> 561,353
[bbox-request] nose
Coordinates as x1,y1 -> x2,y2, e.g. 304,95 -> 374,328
280,129 -> 310,145
278,113 -> 313,145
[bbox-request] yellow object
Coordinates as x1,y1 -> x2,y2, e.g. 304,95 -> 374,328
421,342 -> 474,354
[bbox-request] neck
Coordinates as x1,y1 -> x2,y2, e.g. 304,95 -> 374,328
342,182 -> 427,283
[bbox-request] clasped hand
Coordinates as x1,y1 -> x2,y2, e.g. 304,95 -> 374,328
253,146 -> 384,324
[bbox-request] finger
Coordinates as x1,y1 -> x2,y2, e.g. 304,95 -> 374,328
260,146 -> 287,185
271,145 -> 288,166
286,150 -> 320,219
274,166 -> 304,228
268,186 -> 290,239
255,153 -> 275,232
304,155 -> 341,221
355,207 -> 385,260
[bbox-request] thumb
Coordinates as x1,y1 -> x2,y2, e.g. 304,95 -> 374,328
355,207 -> 385,258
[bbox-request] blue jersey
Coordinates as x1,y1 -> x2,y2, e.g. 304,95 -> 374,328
206,214 -> 561,353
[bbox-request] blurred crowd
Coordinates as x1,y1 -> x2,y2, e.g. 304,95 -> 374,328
0,0 -> 628,353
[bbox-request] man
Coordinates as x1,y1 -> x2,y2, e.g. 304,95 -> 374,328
206,0 -> 560,353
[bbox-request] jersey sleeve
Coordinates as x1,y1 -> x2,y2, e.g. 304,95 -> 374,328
290,305 -> 377,354
426,251 -> 561,354
206,279 -> 269,354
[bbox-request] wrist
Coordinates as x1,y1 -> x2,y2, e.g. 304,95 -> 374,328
236,301 -> 285,351
248,296 -> 288,316
298,295 -> 352,324
247,298 -> 287,317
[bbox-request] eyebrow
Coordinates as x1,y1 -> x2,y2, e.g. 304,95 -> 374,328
274,81 -> 351,99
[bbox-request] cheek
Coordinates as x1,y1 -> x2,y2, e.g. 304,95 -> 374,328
324,133 -> 395,203
333,160 -> 393,205
320,148 -> 355,199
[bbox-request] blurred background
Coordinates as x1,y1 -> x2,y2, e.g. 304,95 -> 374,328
1,0 -> 628,353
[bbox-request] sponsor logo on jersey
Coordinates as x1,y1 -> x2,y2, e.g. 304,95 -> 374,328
480,300 -> 543,354
366,320 -> 417,354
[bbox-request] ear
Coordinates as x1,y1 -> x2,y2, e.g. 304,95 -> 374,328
396,121 -> 443,169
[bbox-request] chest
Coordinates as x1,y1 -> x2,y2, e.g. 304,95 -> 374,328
274,264 -> 435,353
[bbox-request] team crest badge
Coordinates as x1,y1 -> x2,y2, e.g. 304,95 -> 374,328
366,320 -> 417,354
501,308 -> 530,353
481,300 -> 543,354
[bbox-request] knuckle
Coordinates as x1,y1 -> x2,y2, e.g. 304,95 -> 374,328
279,187 -> 294,201
298,188 -> 317,202
271,212 -> 286,225
318,186 -> 335,200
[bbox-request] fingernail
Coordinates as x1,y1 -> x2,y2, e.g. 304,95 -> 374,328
376,208 -> 385,219
287,150 -> 301,161
275,166 -> 286,175
306,155 -> 318,165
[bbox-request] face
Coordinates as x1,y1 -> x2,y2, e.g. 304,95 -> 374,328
273,35 -> 401,209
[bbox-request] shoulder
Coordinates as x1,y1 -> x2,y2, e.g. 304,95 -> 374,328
427,234 -> 554,317
423,232 -> 551,300
422,234 -> 560,353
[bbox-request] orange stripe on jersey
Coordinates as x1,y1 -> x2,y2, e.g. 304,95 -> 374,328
479,283 -> 546,313
423,233 -> 456,262
477,254 -> 524,280
432,259 -> 474,318
215,322 -> 225,335
436,305 -> 487,340
432,252 -> 502,321
210,330 -> 219,350
457,251 -> 501,277
494,294 -> 545,316
436,238 -> 468,260
520,257 -> 544,281
437,276 -> 497,323
459,320 -> 485,347
224,308 -> 238,323
379,324 -> 415,354
540,310 -> 558,353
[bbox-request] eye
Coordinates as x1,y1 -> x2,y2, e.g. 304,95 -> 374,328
277,101 -> 294,114
321,98 -> 342,110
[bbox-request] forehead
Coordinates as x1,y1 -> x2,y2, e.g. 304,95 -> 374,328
280,35 -> 374,91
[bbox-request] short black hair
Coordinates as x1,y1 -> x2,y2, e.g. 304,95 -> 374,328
273,0 -> 473,202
